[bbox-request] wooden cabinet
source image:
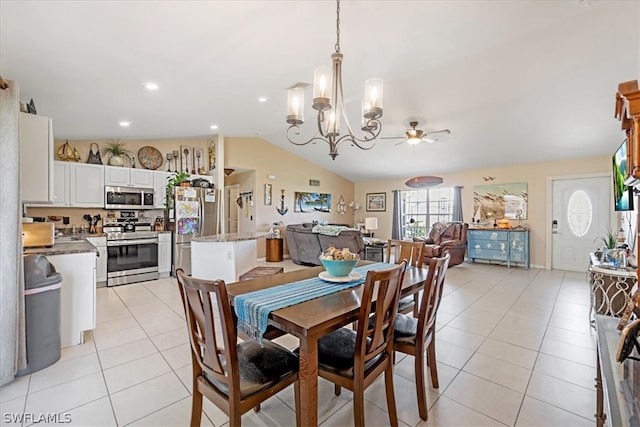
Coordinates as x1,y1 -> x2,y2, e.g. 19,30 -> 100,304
69,163 -> 104,207
19,113 -> 53,203
468,229 -> 530,268
158,232 -> 172,277
105,165 -> 154,188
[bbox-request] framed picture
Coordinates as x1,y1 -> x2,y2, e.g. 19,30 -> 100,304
264,183 -> 272,205
473,182 -> 528,220
366,192 -> 386,212
294,192 -> 331,213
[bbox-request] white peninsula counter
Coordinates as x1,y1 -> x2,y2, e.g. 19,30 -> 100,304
191,232 -> 268,283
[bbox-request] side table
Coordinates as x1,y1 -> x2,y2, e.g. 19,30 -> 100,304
364,241 -> 386,262
266,238 -> 283,262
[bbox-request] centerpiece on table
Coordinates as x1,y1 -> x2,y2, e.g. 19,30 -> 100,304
319,246 -> 361,282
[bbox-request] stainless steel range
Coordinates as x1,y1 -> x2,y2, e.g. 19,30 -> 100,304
104,215 -> 159,286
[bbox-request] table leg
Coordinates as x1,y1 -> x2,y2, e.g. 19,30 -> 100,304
298,336 -> 319,426
595,346 -> 606,427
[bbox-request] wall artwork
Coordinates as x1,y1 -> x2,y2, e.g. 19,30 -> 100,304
264,183 -> 272,206
366,192 -> 386,212
294,192 -> 332,213
473,182 -> 528,220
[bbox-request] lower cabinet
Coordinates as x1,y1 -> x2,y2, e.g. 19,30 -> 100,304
46,251 -> 96,347
85,236 -> 107,286
158,232 -> 172,277
468,229 -> 530,268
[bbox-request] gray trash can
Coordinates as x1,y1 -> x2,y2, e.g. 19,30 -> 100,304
17,255 -> 62,376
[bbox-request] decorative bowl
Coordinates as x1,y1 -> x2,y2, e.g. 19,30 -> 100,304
319,258 -> 358,277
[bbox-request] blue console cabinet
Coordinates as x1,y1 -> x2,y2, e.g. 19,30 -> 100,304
467,229 -> 530,268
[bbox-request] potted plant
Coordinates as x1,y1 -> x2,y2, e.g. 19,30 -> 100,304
165,171 -> 191,209
101,140 -> 133,167
599,229 -> 617,251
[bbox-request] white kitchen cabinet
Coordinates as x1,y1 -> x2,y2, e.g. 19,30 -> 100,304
51,161 -> 69,206
105,166 -> 154,188
158,232 -> 172,277
70,163 -> 104,207
85,236 -> 107,285
19,112 -> 53,203
153,170 -> 170,209
47,251 -> 96,347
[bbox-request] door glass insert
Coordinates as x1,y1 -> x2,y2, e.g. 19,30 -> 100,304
567,190 -> 592,237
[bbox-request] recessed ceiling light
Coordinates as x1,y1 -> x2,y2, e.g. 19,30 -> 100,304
119,121 -> 131,127
210,125 -> 218,130
257,97 -> 268,103
143,82 -> 159,90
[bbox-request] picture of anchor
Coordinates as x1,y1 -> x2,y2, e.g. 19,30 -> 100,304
276,189 -> 288,216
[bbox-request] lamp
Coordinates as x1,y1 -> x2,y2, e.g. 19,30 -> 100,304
364,217 -> 378,238
286,0 -> 383,160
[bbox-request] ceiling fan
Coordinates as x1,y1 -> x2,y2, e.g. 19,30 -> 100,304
382,121 -> 451,145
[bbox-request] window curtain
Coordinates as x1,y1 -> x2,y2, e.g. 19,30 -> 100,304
391,190 -> 402,239
452,185 -> 463,222
0,79 -> 26,386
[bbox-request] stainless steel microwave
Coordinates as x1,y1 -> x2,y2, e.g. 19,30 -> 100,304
104,186 -> 155,210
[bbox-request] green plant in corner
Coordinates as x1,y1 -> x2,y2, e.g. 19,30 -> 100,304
165,171 -> 191,209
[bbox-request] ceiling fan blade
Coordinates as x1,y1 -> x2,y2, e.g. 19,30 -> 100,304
381,136 -> 404,140
425,129 -> 451,136
423,137 -> 438,144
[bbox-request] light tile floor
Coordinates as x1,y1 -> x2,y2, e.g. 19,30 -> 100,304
1,261 -> 597,426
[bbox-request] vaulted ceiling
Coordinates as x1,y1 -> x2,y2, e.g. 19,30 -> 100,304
1,1 -> 638,182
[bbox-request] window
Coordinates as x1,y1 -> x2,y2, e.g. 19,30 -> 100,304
401,187 -> 454,239
567,190 -> 592,237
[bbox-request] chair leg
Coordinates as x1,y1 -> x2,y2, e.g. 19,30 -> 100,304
294,380 -> 302,427
384,365 -> 399,427
353,385 -> 366,427
415,349 -> 428,421
253,404 -> 261,412
229,409 -> 242,427
190,386 -> 203,427
427,340 -> 439,389
334,383 -> 342,396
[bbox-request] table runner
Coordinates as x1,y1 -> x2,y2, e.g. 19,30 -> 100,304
234,262 -> 396,340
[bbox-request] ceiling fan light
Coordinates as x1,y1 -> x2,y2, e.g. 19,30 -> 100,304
407,136 -> 422,145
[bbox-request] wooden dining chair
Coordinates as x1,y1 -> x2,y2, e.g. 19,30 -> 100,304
393,253 -> 450,421
316,261 -> 407,427
386,239 -> 424,316
176,269 -> 301,427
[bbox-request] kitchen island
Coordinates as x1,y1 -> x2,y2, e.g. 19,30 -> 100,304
24,241 -> 97,347
191,232 -> 268,283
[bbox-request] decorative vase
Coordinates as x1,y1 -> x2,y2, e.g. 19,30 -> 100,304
109,155 -> 125,167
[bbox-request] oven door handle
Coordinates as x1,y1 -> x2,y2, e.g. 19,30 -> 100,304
107,239 -> 158,246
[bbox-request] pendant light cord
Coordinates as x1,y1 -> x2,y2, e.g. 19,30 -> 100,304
335,0 -> 341,53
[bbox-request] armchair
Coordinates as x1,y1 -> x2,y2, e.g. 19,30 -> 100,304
414,222 -> 468,267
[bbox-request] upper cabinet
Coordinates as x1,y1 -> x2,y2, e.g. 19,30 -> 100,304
105,166 -> 154,188
19,113 -> 53,203
70,163 -> 104,207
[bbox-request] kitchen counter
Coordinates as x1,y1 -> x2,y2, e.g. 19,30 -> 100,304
24,240 -> 97,256
192,231 -> 268,243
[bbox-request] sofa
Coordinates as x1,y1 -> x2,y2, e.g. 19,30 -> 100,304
285,223 -> 365,266
413,222 -> 468,267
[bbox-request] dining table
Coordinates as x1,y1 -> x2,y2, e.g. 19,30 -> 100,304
226,262 -> 430,426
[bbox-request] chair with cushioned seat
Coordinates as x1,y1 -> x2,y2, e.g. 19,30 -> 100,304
393,253 -> 450,421
316,261 -> 407,427
386,239 -> 424,316
176,269 -> 301,427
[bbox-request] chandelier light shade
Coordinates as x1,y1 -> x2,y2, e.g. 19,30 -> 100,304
286,0 -> 383,160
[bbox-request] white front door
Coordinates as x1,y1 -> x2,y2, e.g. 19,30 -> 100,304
551,175 -> 612,271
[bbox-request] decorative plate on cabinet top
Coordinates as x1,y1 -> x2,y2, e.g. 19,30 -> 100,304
137,146 -> 163,170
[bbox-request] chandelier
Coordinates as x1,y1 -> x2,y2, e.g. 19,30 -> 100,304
286,0 -> 383,160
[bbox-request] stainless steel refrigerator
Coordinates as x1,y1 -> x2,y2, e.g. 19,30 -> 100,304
167,186 -> 220,276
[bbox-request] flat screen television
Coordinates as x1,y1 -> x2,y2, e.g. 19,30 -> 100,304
612,140 -> 634,211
